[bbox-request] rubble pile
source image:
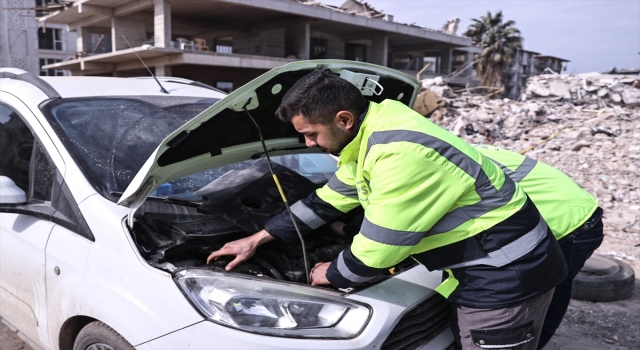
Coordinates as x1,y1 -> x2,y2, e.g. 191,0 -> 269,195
426,73 -> 640,267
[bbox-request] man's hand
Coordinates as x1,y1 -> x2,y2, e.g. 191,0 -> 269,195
310,262 -> 331,286
207,229 -> 275,271
329,221 -> 346,236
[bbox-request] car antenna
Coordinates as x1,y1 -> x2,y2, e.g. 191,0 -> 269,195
243,103 -> 311,285
121,35 -> 169,94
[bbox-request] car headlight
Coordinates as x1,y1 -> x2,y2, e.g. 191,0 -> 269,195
174,269 -> 371,338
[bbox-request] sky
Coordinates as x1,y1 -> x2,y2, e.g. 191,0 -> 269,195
321,0 -> 640,74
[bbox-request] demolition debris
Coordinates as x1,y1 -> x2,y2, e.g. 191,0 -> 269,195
418,72 -> 640,271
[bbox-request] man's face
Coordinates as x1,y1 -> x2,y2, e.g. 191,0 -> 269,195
291,111 -> 357,156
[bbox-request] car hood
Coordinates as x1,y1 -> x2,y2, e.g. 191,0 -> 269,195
117,60 -> 420,218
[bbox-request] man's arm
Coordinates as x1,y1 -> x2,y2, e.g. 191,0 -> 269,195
207,162 -> 361,269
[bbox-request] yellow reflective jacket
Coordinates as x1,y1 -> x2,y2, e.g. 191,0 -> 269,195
475,145 -> 599,240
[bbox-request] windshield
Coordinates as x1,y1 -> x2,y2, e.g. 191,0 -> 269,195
41,96 -> 220,200
149,154 -> 338,201
41,96 -> 338,202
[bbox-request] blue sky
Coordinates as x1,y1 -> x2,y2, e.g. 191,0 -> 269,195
322,0 -> 640,73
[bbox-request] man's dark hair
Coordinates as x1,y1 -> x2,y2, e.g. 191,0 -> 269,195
276,69 -> 368,125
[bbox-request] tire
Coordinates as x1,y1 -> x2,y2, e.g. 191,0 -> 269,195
571,254 -> 635,302
73,321 -> 135,350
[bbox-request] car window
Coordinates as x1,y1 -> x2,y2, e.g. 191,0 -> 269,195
149,154 -> 338,201
40,96 -> 219,201
0,103 -> 94,241
0,103 -> 34,193
30,140 -> 56,202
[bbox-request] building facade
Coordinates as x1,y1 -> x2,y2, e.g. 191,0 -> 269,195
39,0 -> 478,89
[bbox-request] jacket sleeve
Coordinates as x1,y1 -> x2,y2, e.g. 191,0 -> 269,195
327,148 -> 468,288
264,161 -> 361,243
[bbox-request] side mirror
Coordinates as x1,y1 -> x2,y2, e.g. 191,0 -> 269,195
0,176 -> 27,204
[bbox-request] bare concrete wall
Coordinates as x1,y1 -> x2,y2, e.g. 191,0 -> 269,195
112,17 -> 146,51
234,28 -> 285,58
0,0 -> 38,74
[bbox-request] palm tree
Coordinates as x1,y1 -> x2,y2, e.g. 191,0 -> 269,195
464,11 -> 523,88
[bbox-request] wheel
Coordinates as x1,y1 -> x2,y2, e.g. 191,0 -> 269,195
571,254 -> 635,302
73,321 -> 135,350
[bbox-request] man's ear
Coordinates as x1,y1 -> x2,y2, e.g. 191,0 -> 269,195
335,111 -> 356,130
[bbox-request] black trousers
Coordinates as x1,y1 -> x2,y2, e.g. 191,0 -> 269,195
537,207 -> 604,349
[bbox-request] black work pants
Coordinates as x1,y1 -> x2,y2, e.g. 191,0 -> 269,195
537,207 -> 604,349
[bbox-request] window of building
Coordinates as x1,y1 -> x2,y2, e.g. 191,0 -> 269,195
310,37 -> 328,60
87,33 -> 112,54
38,28 -> 63,50
215,38 -> 233,54
39,58 -> 64,76
345,43 -> 366,62
216,82 -> 234,93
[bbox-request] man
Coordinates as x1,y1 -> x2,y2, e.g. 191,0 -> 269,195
207,69 -> 567,350
474,145 -> 603,349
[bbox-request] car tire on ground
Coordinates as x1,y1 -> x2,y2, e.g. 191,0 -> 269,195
73,321 -> 135,350
571,254 -> 635,302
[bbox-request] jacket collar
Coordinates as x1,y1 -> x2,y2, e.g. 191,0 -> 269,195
337,102 -> 375,166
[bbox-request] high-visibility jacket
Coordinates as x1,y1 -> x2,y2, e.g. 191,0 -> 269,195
475,145 -> 599,240
265,100 -> 566,308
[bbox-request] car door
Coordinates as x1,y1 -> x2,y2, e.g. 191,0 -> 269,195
0,101 -> 57,347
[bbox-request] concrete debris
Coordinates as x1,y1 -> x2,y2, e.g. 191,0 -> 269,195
417,72 -> 640,251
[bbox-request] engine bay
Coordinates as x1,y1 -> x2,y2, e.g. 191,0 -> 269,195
128,159 -> 416,290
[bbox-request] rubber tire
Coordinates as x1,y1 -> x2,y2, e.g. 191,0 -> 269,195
571,254 -> 635,302
73,321 -> 135,350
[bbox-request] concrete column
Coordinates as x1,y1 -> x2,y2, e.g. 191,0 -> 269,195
0,3 -> 12,68
439,49 -> 452,75
76,27 -> 89,53
155,65 -> 171,77
153,0 -> 171,48
370,36 -> 388,66
284,22 -> 309,59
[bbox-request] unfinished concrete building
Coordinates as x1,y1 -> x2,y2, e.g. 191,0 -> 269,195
39,0 -> 478,90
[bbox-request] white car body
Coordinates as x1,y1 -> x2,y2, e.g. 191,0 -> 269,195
0,62 -> 454,350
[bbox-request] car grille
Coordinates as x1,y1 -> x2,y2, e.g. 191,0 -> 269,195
381,293 -> 453,350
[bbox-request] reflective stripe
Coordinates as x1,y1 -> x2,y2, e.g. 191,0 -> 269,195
361,217 -> 426,246
290,201 -> 326,229
492,157 -> 538,183
366,130 -> 517,235
327,175 -> 358,198
442,217 -> 548,269
336,251 -> 375,283
426,176 -> 517,235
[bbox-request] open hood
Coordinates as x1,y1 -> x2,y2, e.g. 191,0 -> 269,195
117,60 -> 420,222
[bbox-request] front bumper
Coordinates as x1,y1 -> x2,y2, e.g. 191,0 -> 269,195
137,266 -> 454,350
